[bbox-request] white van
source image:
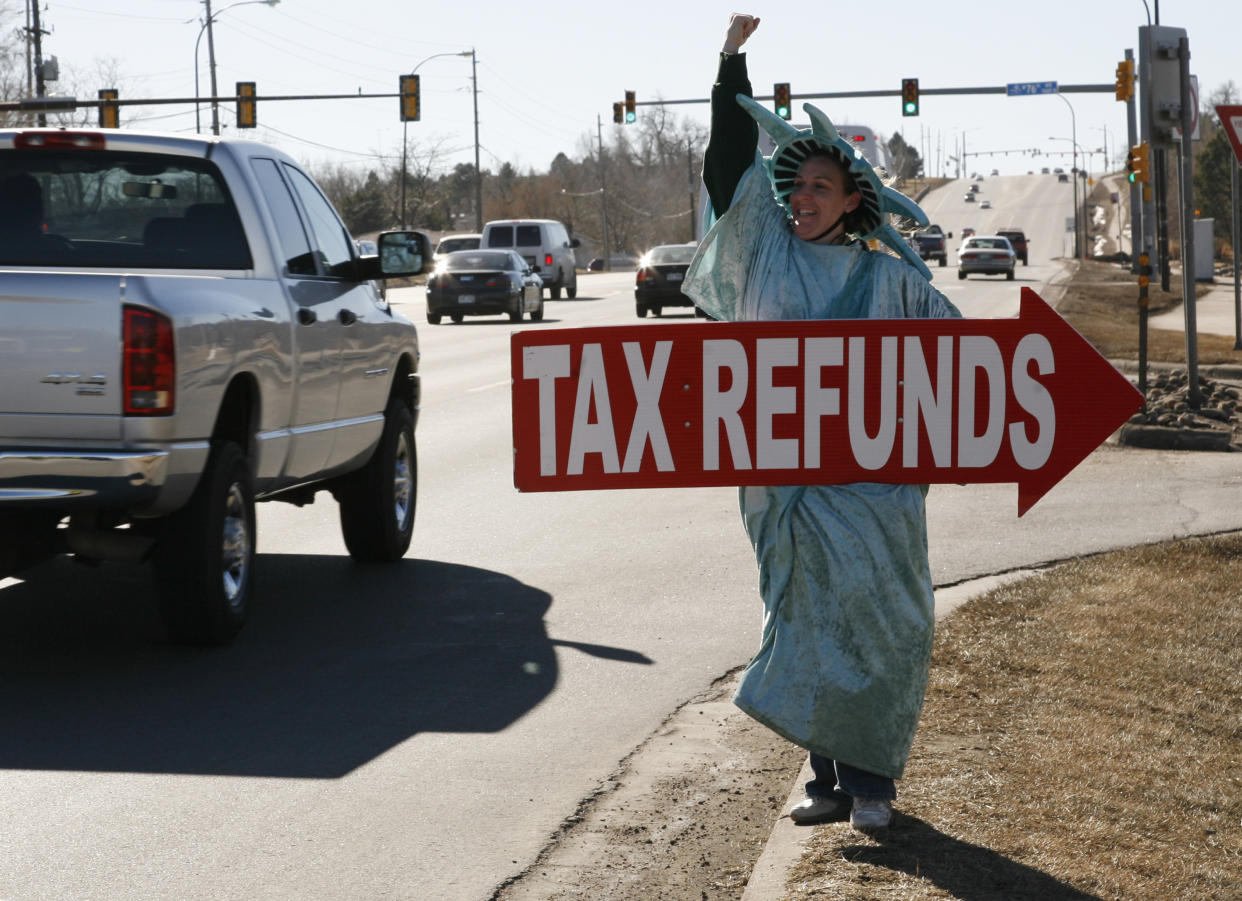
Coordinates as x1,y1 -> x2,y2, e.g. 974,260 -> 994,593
480,219 -> 580,298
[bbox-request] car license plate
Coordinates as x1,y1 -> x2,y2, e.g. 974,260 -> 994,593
458,294 -> 474,304
667,272 -> 683,282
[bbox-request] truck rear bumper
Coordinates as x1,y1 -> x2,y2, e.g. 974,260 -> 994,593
0,449 -> 169,507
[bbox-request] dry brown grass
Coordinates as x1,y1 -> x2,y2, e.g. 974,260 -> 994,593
1056,260 -> 1241,365
786,535 -> 1242,900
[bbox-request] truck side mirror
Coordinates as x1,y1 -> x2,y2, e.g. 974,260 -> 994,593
376,230 -> 431,276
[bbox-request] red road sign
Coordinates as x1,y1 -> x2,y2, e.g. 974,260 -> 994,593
1216,105 -> 1242,164
510,288 -> 1143,516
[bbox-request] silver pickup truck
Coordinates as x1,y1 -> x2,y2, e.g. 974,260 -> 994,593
0,128 -> 431,644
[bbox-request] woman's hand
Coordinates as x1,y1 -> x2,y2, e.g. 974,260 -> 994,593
723,13 -> 760,53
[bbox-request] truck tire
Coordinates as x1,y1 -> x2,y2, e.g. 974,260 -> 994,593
154,441 -> 254,646
938,256 -> 947,267
338,396 -> 416,563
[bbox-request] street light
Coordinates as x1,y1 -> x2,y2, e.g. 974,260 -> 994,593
1051,90 -> 1083,257
399,50 -> 474,228
1049,135 -> 1084,258
194,0 -> 280,135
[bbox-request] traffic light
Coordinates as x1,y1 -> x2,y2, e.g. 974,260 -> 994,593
773,83 -> 791,120
1138,252 -> 1151,288
1126,141 -> 1151,183
98,88 -> 118,129
901,78 -> 919,116
236,82 -> 256,129
613,102 -> 623,124
399,74 -> 420,122
624,90 -> 636,124
1114,58 -> 1134,102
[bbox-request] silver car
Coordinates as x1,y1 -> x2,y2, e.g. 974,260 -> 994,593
957,235 -> 1016,280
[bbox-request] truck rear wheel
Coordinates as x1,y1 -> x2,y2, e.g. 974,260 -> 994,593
338,396 -> 416,563
154,441 -> 254,645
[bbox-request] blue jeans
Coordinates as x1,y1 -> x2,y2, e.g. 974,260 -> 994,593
807,752 -> 896,801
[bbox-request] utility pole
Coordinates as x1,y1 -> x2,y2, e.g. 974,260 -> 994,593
470,49 -> 482,231
687,138 -> 697,241
596,116 -> 611,271
28,0 -> 47,126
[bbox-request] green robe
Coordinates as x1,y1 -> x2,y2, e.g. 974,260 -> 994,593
683,160 -> 960,779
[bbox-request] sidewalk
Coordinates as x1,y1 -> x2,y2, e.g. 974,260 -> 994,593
1149,276 -> 1241,343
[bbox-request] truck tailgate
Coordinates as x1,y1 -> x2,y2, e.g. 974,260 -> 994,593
0,272 -> 125,429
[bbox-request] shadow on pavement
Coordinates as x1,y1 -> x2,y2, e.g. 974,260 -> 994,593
0,555 -> 651,778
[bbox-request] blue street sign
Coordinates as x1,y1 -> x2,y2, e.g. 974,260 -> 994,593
1006,81 -> 1058,96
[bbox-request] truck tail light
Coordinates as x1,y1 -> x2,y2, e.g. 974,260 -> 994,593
15,131 -> 107,151
544,253 -> 553,267
123,305 -> 175,415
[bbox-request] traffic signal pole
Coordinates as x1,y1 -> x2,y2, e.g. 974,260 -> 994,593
1176,35 -> 1200,406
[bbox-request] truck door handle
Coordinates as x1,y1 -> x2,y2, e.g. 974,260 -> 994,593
297,307 -> 317,325
337,309 -> 357,325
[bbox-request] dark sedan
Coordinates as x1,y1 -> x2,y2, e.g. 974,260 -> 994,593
635,243 -> 698,317
426,250 -> 544,324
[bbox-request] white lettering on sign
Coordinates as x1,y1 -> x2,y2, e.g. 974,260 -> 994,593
802,337 -> 843,468
523,333 -> 1059,478
756,338 -> 799,469
567,344 -> 619,475
703,340 -> 752,471
849,336 -> 898,470
957,336 -> 1006,468
1009,334 -> 1056,470
522,344 -> 570,476
621,341 -> 674,472
903,335 -> 954,468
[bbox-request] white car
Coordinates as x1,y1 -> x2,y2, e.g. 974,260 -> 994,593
957,235 -> 1016,280
980,200 -> 992,210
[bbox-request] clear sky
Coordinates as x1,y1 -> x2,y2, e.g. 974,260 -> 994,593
28,0 -> 1237,179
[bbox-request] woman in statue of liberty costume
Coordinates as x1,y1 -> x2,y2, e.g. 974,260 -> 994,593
681,13 -> 961,834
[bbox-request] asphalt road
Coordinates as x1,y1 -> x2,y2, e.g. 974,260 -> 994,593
2,237 -> 1239,900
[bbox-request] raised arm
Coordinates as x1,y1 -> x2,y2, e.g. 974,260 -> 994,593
703,14 -> 761,218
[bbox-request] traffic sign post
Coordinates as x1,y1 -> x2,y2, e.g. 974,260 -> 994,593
510,289 -> 1143,516
1216,105 -> 1242,164
1217,105 -> 1242,349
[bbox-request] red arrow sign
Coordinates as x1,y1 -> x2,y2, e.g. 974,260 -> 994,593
1216,105 -> 1242,164
510,288 -> 1143,516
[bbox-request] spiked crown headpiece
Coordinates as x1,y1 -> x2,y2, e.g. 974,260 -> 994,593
736,94 -> 932,279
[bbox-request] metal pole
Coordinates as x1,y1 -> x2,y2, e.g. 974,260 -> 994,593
470,49 -> 481,231
1178,36 -> 1200,407
597,116 -> 610,271
399,51 -> 472,229
1126,49 -> 1141,274
1233,158 -> 1240,349
1056,94 -> 1081,258
194,22 -> 207,134
687,138 -> 697,241
30,0 -> 45,126
400,121 -> 407,227
205,0 -> 220,135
